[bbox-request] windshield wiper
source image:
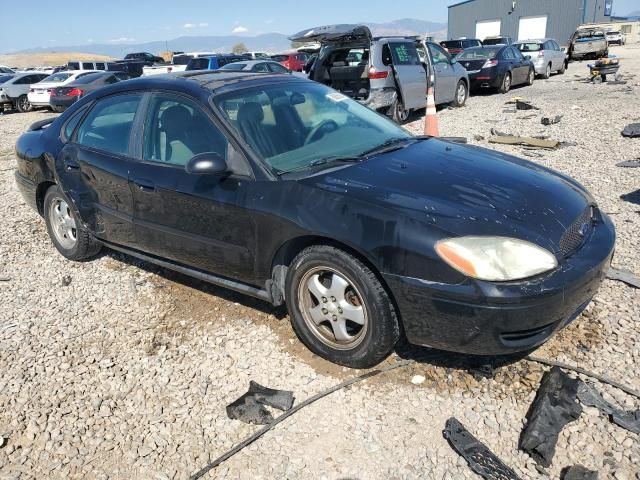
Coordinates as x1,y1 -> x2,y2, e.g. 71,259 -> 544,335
358,137 -> 416,157
277,155 -> 363,175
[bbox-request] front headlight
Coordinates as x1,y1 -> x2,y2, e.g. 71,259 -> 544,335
435,236 -> 558,281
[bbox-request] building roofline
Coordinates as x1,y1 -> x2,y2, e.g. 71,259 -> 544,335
448,0 -> 477,8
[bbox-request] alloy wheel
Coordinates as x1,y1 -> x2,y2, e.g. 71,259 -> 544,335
456,83 -> 467,105
18,96 -> 31,112
48,198 -> 77,249
297,266 -> 368,350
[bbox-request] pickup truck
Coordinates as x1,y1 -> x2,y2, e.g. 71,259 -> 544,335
141,53 -> 193,77
124,52 -> 165,63
569,28 -> 608,60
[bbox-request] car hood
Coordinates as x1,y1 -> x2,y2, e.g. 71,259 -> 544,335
300,139 -> 593,254
289,24 -> 372,45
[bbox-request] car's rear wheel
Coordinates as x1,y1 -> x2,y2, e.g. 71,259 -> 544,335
44,185 -> 101,260
453,80 -> 468,107
559,61 -> 567,74
390,97 -> 409,124
526,68 -> 535,86
16,95 -> 32,113
542,63 -> 552,79
498,72 -> 512,93
285,245 -> 400,368
52,105 -> 65,113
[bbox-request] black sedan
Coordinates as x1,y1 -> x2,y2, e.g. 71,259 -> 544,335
49,71 -> 130,112
15,72 -> 615,368
457,45 -> 535,93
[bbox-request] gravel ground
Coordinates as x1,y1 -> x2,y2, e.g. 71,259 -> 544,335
1,45 -> 639,480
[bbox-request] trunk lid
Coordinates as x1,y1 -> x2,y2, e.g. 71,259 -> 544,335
289,24 -> 372,46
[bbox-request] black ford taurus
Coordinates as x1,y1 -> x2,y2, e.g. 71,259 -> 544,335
15,71 -> 615,368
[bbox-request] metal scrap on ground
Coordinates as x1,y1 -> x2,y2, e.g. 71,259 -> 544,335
443,417 -> 521,480
541,115 -> 563,126
561,465 -> 599,480
606,267 -> 640,289
616,159 -> 640,168
515,100 -> 539,111
226,381 -> 295,425
622,123 -> 640,138
578,382 -> 640,434
489,135 -> 560,149
519,367 -> 582,467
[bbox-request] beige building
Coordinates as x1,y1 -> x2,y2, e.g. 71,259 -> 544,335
582,19 -> 640,43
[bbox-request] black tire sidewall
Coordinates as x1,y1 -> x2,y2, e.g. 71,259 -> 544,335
43,185 -> 99,260
391,96 -> 408,124
454,80 -> 467,107
500,72 -> 511,93
285,246 -> 399,368
16,95 -> 31,113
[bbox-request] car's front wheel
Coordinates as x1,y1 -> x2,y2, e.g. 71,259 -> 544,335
526,68 -> 535,86
542,63 -> 552,79
285,245 -> 400,368
44,185 -> 102,260
453,80 -> 468,107
15,95 -> 32,113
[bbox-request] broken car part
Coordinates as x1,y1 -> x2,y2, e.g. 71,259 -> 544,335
516,100 -> 539,111
622,123 -> 640,138
226,381 -> 295,425
541,115 -> 563,126
489,135 -> 560,149
616,159 -> 640,168
620,189 -> 640,206
191,360 -> 414,479
443,417 -> 521,480
606,267 -> 640,289
578,382 -> 640,434
561,465 -> 599,480
519,367 -> 582,467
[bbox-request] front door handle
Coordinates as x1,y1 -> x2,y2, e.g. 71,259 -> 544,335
64,159 -> 80,171
133,180 -> 155,193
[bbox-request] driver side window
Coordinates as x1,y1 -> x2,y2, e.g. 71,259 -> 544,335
143,94 -> 228,166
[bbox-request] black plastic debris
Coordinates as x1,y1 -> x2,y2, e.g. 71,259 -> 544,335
541,115 -> 563,126
606,267 -> 640,289
516,100 -> 539,111
443,417 -> 521,480
519,367 -> 582,467
226,381 -> 295,425
622,123 -> 640,138
468,364 -> 496,381
561,465 -> 599,480
578,382 -> 640,434
616,159 -> 640,168
620,189 -> 640,206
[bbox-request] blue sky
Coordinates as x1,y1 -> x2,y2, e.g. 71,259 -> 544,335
1,0 -> 638,53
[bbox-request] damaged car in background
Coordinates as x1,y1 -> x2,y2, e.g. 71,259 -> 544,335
14,71 -> 615,368
290,24 -> 469,123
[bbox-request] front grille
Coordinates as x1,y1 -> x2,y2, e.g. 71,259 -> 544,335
559,206 -> 596,257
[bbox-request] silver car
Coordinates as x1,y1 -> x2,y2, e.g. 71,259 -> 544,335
290,24 -> 469,123
514,39 -> 567,79
219,60 -> 292,74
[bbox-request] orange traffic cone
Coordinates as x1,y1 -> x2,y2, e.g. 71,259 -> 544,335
423,86 -> 439,137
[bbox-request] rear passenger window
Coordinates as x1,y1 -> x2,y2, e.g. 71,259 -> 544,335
76,94 -> 141,156
389,42 -> 421,66
82,63 -> 93,70
143,94 -> 228,166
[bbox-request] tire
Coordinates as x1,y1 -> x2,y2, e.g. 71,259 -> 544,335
390,96 -> 410,124
526,68 -> 535,86
498,72 -> 512,94
452,80 -> 468,107
43,184 -> 101,261
15,95 -> 32,113
52,105 -> 65,113
285,245 -> 400,368
542,63 -> 552,79
559,60 -> 567,75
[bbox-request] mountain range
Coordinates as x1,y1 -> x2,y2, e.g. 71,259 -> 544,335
10,19 -> 447,58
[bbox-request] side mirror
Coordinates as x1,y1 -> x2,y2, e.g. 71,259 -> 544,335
561,47 -> 567,53
185,152 -> 228,175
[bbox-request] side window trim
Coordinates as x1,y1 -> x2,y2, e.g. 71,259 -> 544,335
62,104 -> 92,142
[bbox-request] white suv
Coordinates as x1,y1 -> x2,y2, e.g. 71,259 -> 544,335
0,72 -> 49,112
28,71 -> 99,109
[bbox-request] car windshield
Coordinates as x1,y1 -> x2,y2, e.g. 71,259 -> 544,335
271,55 -> 289,62
220,63 -> 247,70
457,48 -> 500,59
441,40 -> 464,49
0,75 -> 14,84
483,38 -> 507,45
42,72 -> 73,83
515,43 -> 542,52
607,31 -> 620,35
214,82 -> 412,175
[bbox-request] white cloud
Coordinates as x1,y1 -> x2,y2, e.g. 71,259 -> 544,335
232,25 -> 248,34
198,22 -> 208,27
108,37 -> 136,44
183,23 -> 195,29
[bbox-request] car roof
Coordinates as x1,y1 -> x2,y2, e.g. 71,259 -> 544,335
514,39 -> 550,43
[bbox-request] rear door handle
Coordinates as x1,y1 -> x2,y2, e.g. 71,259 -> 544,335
133,180 -> 155,193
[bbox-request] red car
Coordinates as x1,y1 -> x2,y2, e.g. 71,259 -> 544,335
271,52 -> 309,72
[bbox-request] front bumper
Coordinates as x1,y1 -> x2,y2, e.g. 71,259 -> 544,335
383,214 -> 616,355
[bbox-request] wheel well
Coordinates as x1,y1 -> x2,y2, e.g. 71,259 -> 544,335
35,181 -> 56,216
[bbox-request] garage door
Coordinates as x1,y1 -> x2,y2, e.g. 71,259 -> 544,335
476,20 -> 501,40
518,16 -> 548,40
